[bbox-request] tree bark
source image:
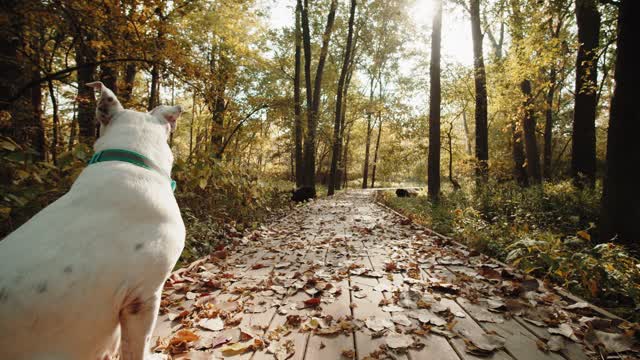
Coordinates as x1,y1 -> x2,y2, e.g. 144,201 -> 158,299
120,63 -> 137,106
47,80 -> 59,165
75,36 -> 97,146
572,0 -> 600,187
370,117 -> 383,188
470,0 -> 489,183
600,0 -> 640,245
427,0 -> 442,200
148,63 -> 160,110
29,67 -> 45,160
543,68 -> 556,178
362,75 -> 375,189
512,120 -> 528,186
0,1 -> 33,143
100,47 -> 119,96
328,0 -> 356,195
68,101 -> 77,150
342,124 -> 352,188
301,0 -> 338,193
294,1 -> 304,187
520,79 -> 541,184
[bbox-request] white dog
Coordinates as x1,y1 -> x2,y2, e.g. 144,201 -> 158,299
0,82 -> 185,360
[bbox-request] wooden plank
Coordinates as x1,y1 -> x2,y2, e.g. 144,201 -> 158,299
303,244 -> 355,360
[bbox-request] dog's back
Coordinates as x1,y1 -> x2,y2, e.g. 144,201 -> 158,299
0,163 -> 184,359
0,82 -> 185,360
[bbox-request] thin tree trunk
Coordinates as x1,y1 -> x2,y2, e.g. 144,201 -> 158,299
328,0 -> 356,195
294,1 -> 304,187
362,75 -> 375,189
512,120 -> 528,186
47,80 -> 59,165
427,0 -> 443,200
572,0 -> 600,187
600,0 -> 639,245
68,101 -> 77,150
370,117 -> 383,188
30,67 -> 45,160
148,63 -> 160,110
446,122 -> 460,189
543,68 -> 556,178
75,37 -> 97,145
120,63 -> 137,106
100,49 -> 118,96
189,91 -> 195,161
342,125 -> 352,188
302,0 -> 338,193
470,0 -> 489,183
461,105 -> 473,155
520,79 -> 541,184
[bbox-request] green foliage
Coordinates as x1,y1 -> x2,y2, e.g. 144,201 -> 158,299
173,157 -> 293,265
379,180 -> 640,321
0,137 -> 90,238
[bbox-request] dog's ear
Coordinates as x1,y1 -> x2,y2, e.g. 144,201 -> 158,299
86,81 -> 124,126
149,105 -> 182,132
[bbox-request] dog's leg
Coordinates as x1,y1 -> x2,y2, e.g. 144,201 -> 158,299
119,291 -> 160,360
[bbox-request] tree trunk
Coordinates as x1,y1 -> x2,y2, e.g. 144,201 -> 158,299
0,1 -> 34,147
572,0 -> 600,187
68,101 -> 77,150
512,121 -> 528,186
427,0 -> 442,200
328,0 -> 356,195
75,36 -> 97,145
294,1 -> 304,187
29,67 -> 45,160
370,117 -> 383,188
470,0 -> 489,183
600,0 -> 639,245
342,124 -> 352,188
543,68 -> 556,178
120,63 -> 137,106
48,80 -> 59,165
362,76 -> 375,189
302,0 -> 338,193
100,47 -> 119,96
148,63 -> 160,111
461,104 -> 472,155
520,79 -> 541,184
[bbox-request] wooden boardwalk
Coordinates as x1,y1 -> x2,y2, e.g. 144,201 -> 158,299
152,190 -> 638,360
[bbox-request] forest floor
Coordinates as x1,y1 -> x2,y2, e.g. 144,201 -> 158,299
151,190 -> 639,360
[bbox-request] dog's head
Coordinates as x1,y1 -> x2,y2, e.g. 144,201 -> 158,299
86,81 -> 182,140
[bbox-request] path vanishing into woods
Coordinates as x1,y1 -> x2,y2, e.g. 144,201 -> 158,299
151,190 -> 639,360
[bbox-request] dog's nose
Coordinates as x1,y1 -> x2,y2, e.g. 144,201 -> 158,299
174,105 -> 182,113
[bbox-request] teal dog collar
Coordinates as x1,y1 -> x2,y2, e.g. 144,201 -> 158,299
88,149 -> 176,192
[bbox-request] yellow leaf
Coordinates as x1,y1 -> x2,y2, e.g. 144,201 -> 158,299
0,207 -> 11,217
199,178 -> 207,189
577,230 -> 591,241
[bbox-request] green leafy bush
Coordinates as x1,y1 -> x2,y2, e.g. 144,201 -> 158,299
0,136 -> 90,238
1,139 -> 294,266
378,180 -> 640,321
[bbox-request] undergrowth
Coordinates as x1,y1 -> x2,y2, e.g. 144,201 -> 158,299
0,137 -> 294,267
378,180 -> 640,322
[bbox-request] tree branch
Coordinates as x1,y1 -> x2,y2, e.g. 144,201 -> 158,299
216,104 -> 269,157
6,58 -> 151,107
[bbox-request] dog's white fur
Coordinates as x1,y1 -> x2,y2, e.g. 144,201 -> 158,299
0,83 -> 185,360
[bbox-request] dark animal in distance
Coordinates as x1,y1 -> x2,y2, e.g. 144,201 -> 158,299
292,187 -> 316,202
396,188 -> 418,197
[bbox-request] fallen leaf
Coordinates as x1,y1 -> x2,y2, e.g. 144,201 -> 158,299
199,318 -> 224,332
381,304 -> 404,313
548,323 -> 578,342
385,332 -> 414,349
365,317 -> 394,332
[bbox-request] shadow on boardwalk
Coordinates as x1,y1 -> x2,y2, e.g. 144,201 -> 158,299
152,190 -> 639,360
